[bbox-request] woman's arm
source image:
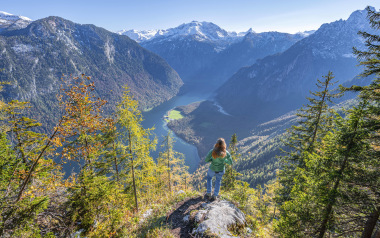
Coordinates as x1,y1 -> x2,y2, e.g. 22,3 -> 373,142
205,150 -> 213,163
225,151 -> 233,165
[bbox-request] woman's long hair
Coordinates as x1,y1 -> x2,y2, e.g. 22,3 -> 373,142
212,138 -> 227,158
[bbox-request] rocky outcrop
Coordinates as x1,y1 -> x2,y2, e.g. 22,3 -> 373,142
167,196 -> 247,237
190,200 -> 245,238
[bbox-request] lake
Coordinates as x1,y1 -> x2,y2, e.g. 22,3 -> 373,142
141,84 -> 213,173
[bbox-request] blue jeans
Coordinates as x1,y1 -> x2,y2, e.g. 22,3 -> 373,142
206,168 -> 225,196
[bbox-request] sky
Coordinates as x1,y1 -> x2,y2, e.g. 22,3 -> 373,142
1,0 -> 378,33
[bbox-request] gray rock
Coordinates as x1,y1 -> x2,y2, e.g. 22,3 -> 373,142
193,200 -> 245,238
183,215 -> 190,223
194,210 -> 207,223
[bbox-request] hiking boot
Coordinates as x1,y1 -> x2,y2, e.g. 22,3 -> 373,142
204,193 -> 212,200
210,195 -> 219,202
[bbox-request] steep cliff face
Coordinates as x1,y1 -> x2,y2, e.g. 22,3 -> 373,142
0,16 -> 183,127
215,8 -> 373,121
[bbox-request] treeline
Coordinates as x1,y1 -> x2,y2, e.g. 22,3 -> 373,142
275,7 -> 379,237
0,75 -> 189,237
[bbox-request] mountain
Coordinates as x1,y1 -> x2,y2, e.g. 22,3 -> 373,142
139,21 -> 242,82
166,7 -> 375,187
0,11 -> 32,31
194,31 -> 307,85
123,21 -> 310,84
118,21 -> 244,44
117,29 -> 166,42
215,7 -> 374,122
0,16 -> 183,129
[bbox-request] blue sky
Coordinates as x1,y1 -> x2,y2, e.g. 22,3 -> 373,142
2,0 -> 378,33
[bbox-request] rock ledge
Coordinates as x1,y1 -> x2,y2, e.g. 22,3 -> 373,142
192,200 -> 245,238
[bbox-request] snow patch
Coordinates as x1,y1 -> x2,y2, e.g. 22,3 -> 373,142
57,31 -> 80,52
104,39 -> 115,63
11,44 -> 34,53
248,70 -> 256,79
212,101 -> 232,116
0,11 -> 32,21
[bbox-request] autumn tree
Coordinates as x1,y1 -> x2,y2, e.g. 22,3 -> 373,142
157,131 -> 188,195
0,85 -> 63,236
54,75 -> 131,237
115,87 -> 157,212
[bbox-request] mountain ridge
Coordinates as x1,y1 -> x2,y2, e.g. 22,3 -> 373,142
0,15 -> 183,130
215,7 -> 374,120
129,21 -> 311,83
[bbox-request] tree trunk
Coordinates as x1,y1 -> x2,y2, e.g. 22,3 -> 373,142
114,141 -> 119,182
167,137 -> 171,194
361,207 -> 379,238
309,76 -> 330,151
129,132 -> 138,212
318,111 -> 361,238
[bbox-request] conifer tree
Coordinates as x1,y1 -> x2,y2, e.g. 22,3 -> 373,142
350,7 -> 380,237
276,72 -> 340,210
315,101 -> 371,237
116,87 -> 156,212
276,7 -> 380,236
158,131 -> 188,194
222,133 -> 241,191
286,71 -> 340,161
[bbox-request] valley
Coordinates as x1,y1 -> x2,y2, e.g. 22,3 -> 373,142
0,7 -> 373,179
0,3 -> 378,237
139,7 -> 375,187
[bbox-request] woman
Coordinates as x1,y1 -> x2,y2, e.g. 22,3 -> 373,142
205,138 -> 233,201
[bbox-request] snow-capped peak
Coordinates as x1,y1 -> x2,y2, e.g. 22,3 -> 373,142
0,11 -> 32,22
166,21 -> 229,40
0,11 -> 32,31
117,29 -> 164,42
119,21 -> 243,44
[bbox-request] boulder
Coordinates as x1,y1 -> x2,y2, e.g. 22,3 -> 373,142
192,200 -> 245,238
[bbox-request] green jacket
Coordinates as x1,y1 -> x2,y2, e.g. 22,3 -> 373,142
205,149 -> 233,172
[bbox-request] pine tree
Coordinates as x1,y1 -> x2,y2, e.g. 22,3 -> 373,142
275,72 -> 342,236
350,7 -> 380,237
287,71 -> 340,161
276,72 -> 340,208
222,133 -> 242,191
315,101 -> 371,237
